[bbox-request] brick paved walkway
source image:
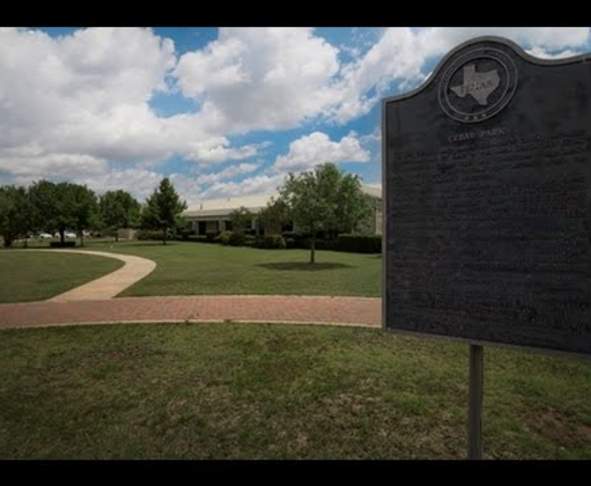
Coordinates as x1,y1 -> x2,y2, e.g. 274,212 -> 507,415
0,295 -> 381,330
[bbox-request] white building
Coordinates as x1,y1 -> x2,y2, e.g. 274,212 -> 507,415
182,185 -> 382,236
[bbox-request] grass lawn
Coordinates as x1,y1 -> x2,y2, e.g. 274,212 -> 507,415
1,322 -> 589,459
0,250 -> 124,303
77,240 -> 382,298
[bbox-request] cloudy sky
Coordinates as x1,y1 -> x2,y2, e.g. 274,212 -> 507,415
0,27 -> 590,207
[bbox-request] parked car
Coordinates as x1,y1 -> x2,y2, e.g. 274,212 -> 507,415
38,233 -> 53,239
65,232 -> 76,239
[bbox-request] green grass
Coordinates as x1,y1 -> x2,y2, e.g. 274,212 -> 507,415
1,322 -> 589,459
76,240 -> 381,298
0,250 -> 124,303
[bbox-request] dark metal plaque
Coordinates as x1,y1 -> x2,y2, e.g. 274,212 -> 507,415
382,36 -> 591,355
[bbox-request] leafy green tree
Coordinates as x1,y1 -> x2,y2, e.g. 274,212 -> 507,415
333,172 -> 372,236
278,162 -> 370,263
0,185 -> 32,248
70,185 -> 98,247
52,182 -> 79,245
28,180 -> 60,238
28,180 -> 81,245
99,190 -> 141,242
258,197 -> 289,235
229,206 -> 253,234
140,178 -> 187,245
279,167 -> 332,264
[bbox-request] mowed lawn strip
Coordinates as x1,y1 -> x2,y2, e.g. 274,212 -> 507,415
83,240 -> 381,298
0,250 -> 124,303
1,322 -> 590,459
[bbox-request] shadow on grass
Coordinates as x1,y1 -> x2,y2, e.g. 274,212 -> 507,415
256,262 -> 354,271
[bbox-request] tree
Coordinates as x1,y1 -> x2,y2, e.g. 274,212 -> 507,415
28,180 -> 59,239
278,162 -> 370,263
229,206 -> 253,234
279,167 -> 332,264
28,180 -> 81,245
141,178 -> 187,245
258,197 -> 289,235
70,185 -> 98,247
0,186 -> 32,248
99,190 -> 141,242
333,172 -> 372,236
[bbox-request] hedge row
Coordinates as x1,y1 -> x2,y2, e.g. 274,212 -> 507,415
49,241 -> 76,248
282,233 -> 382,253
213,231 -> 286,249
334,234 -> 381,253
136,229 -> 166,241
142,228 -> 381,253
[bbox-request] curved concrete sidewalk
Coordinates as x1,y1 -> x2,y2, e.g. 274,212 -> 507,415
32,249 -> 156,302
0,295 -> 381,330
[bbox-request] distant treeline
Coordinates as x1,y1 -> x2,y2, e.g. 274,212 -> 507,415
0,177 -> 186,247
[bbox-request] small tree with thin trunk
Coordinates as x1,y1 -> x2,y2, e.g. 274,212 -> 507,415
278,162 -> 371,264
141,178 -> 187,245
279,167 -> 333,264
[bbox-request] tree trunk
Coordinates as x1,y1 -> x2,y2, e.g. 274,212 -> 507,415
80,231 -> 84,247
163,228 -> 167,245
3,236 -> 13,248
115,230 -> 119,243
310,235 -> 316,264
59,229 -> 65,245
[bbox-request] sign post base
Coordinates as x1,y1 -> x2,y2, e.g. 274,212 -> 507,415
468,344 -> 484,460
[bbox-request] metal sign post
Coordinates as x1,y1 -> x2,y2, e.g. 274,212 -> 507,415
468,344 -> 484,460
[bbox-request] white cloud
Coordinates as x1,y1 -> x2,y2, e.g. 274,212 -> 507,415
525,46 -> 583,59
0,151 -> 109,181
328,27 -> 591,123
199,173 -> 285,200
1,26 -> 590,200
183,139 -> 262,164
175,28 -> 342,133
195,162 -> 259,185
0,27 -> 261,182
273,131 -> 370,172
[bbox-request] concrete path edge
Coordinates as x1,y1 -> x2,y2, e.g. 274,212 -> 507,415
30,249 -> 157,302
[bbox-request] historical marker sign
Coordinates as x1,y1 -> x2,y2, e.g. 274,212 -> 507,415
382,36 -> 591,356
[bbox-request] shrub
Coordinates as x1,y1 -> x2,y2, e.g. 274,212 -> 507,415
314,239 -> 337,251
255,234 -> 286,249
186,235 -> 211,243
216,230 -> 233,245
176,228 -> 194,241
136,229 -> 166,241
229,231 -> 246,246
49,241 -> 76,248
284,237 -> 296,249
281,231 -> 307,249
335,234 -> 382,253
244,235 -> 256,247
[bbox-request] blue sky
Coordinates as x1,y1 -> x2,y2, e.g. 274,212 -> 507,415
1,27 -> 590,206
